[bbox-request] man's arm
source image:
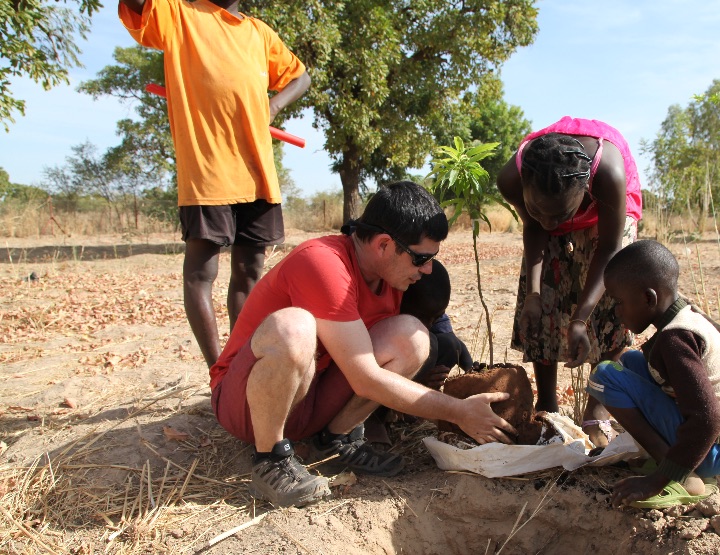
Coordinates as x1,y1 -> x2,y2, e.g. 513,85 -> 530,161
119,0 -> 145,16
316,318 -> 516,444
269,70 -> 311,123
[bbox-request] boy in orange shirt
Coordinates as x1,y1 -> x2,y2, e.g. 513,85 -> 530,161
119,0 -> 311,367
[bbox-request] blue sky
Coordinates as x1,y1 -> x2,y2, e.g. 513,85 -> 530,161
2,0 -> 719,197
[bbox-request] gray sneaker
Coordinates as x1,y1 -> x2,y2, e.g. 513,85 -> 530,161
249,439 -> 330,508
310,425 -> 405,477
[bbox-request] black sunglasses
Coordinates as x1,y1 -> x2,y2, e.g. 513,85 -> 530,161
353,221 -> 438,267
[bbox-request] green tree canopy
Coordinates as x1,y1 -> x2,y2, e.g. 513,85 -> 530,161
79,46 -> 174,185
643,79 -> 720,232
0,0 -> 102,130
271,0 -> 539,220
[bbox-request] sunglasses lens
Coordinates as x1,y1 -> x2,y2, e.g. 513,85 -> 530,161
413,254 -> 433,267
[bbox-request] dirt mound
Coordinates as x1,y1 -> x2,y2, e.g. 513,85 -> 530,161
440,364 -> 544,444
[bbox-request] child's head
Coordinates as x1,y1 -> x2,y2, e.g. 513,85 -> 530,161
520,133 -> 591,231
400,259 -> 450,328
603,240 -> 680,333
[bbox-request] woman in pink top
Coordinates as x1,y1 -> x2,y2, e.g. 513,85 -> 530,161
497,117 -> 642,450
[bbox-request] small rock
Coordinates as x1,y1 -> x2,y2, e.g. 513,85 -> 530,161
169,528 -> 184,539
710,514 -> 720,533
697,497 -> 720,517
679,522 -> 705,540
647,509 -> 664,521
666,505 -> 688,518
639,517 -> 666,534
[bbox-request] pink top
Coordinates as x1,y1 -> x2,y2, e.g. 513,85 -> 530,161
515,116 -> 643,235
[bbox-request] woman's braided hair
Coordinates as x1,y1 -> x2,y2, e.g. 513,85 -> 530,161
520,133 -> 592,197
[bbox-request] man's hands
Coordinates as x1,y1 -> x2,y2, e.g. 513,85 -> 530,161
611,473 -> 668,508
456,392 -> 517,445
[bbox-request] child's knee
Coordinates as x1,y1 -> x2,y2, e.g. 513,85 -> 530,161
586,360 -> 624,401
619,349 -> 648,372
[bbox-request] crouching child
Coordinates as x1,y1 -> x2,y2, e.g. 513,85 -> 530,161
587,240 -> 720,509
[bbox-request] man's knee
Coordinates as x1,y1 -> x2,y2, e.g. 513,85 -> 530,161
184,240 -> 221,284
252,307 -> 317,365
371,314 -> 429,377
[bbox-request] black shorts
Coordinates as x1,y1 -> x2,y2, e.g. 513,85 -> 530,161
179,200 -> 284,247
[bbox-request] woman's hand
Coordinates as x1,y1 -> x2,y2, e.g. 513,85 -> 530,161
518,294 -> 543,341
565,320 -> 590,367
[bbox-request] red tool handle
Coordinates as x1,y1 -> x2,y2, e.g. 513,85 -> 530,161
269,127 -> 306,148
144,84 -> 306,148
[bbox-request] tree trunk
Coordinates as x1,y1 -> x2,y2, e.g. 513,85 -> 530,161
338,146 -> 362,223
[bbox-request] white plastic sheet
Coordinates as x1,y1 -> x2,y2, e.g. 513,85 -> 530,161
423,413 -> 644,478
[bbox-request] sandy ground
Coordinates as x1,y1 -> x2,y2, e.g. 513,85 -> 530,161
1,227 -> 720,554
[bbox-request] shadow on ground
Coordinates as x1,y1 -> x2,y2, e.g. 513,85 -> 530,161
0,243 -> 186,263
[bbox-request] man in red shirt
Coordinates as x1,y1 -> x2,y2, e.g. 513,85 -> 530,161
211,181 -> 517,507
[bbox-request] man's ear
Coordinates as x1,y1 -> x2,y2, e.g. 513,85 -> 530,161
372,233 -> 393,258
644,288 -> 659,308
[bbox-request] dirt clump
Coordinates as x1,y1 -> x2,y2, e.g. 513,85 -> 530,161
439,363 -> 544,444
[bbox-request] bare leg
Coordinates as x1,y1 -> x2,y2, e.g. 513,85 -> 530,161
246,307 -> 318,452
228,244 -> 266,330
605,406 -> 705,495
183,239 -> 221,368
325,315 -> 428,434
533,361 -> 559,412
583,346 -> 624,448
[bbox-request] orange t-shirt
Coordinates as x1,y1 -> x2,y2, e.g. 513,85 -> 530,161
119,0 -> 306,205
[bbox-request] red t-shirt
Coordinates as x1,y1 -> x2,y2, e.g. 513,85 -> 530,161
209,235 -> 402,389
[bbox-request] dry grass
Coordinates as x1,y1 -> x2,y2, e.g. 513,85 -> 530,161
0,196 -> 520,239
448,206 -> 520,234
0,202 -> 177,239
0,386 -> 259,554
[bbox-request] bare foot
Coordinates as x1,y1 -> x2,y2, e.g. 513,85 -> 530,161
683,474 -> 706,496
582,421 -> 618,449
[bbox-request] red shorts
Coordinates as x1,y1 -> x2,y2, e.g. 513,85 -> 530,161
211,339 -> 355,444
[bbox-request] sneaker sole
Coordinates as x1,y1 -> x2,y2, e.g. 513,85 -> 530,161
248,481 -> 331,508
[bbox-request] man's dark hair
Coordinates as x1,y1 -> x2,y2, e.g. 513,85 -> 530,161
604,240 -> 679,294
400,260 -> 451,326
356,180 -> 448,246
521,133 -> 592,197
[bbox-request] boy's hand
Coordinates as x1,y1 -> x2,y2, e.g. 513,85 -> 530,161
611,474 -> 668,508
457,393 -> 517,445
419,365 -> 451,390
